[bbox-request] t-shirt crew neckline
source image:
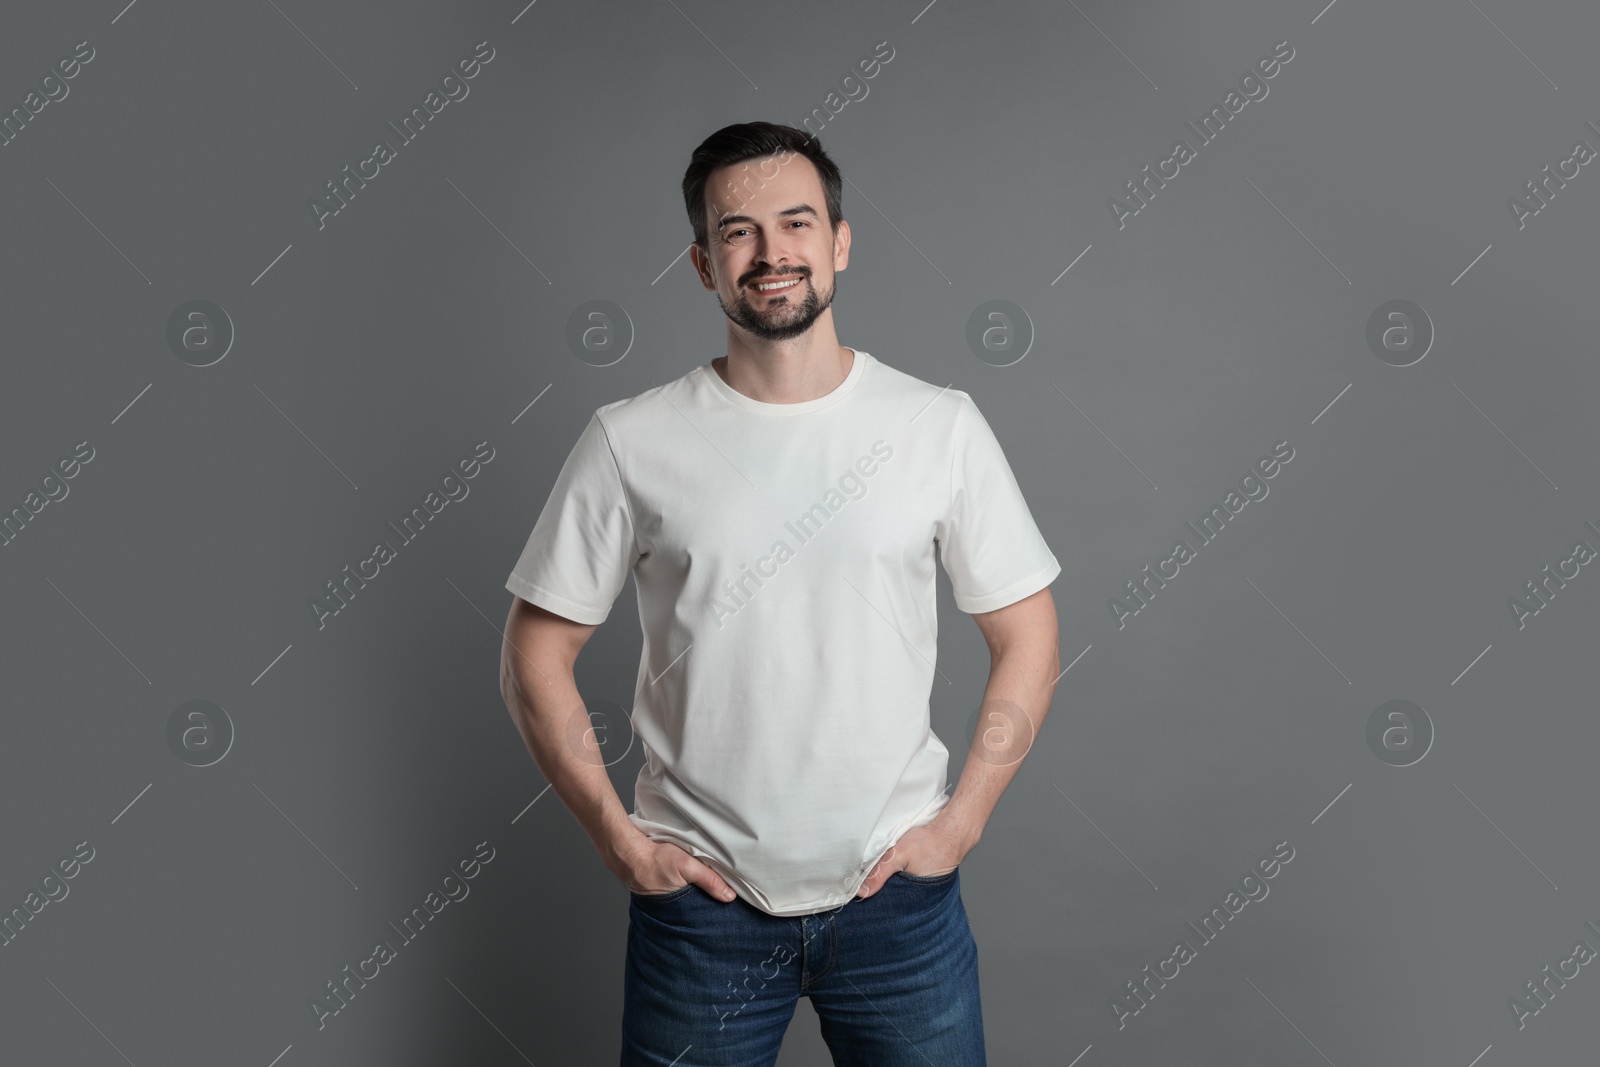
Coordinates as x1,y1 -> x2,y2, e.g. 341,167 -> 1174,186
699,347 -> 867,416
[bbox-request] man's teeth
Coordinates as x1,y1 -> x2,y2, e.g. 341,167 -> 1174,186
754,278 -> 801,291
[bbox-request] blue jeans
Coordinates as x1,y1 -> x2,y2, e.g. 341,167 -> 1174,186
621,868 -> 986,1066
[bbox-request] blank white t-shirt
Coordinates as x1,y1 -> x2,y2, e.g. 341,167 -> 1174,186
505,348 -> 1060,916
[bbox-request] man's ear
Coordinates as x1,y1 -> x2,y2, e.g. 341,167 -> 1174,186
833,218 -> 851,272
688,241 -> 717,291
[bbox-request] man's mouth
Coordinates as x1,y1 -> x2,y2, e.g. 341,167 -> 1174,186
749,276 -> 804,293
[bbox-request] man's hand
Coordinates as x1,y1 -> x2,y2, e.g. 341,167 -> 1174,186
854,812 -> 977,898
617,837 -> 739,902
850,587 -> 1060,902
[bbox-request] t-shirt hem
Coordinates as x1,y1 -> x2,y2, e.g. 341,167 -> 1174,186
504,574 -> 610,626
630,788 -> 955,917
954,558 -> 1061,615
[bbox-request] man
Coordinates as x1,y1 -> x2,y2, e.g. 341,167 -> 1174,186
499,121 -> 1061,1066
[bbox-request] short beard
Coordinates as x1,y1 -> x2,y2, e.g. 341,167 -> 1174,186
717,270 -> 836,342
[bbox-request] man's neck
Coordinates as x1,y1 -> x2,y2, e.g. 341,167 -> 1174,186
711,336 -> 854,405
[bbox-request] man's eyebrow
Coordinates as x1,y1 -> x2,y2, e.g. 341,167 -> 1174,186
716,204 -> 820,229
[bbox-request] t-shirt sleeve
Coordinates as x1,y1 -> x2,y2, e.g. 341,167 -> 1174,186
935,394 -> 1061,614
504,411 -> 639,625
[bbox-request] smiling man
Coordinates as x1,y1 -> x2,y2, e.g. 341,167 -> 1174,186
499,121 -> 1062,1066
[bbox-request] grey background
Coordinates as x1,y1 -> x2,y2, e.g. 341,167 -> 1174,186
2,0 -> 1597,1064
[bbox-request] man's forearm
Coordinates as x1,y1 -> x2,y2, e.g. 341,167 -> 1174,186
502,659 -> 646,875
939,635 -> 1061,850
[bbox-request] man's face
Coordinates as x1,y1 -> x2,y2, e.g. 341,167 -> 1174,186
693,153 -> 850,343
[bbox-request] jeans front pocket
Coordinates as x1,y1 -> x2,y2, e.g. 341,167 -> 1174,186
630,883 -> 696,903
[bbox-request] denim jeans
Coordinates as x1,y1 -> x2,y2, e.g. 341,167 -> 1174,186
620,867 -> 986,1066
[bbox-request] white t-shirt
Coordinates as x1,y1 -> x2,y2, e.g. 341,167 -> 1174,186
504,348 -> 1060,916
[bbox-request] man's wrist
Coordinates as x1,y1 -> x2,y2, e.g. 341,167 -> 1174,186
938,807 -> 984,854
597,818 -> 649,875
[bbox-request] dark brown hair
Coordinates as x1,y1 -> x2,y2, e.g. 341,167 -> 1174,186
681,122 -> 843,250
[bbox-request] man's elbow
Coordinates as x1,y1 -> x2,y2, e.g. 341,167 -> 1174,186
974,586 -> 1058,660
500,596 -> 595,704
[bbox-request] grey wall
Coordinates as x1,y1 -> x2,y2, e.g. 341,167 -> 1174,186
3,0 -> 1598,1063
